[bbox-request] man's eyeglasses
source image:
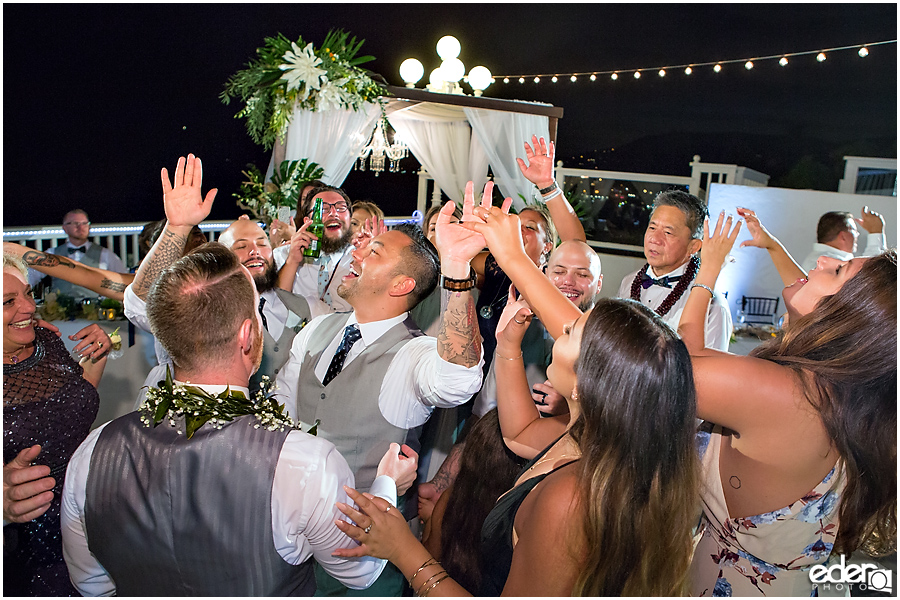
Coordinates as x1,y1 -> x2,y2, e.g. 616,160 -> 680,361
310,201 -> 349,216
64,221 -> 90,226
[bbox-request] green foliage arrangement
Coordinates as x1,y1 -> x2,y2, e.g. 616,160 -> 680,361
221,30 -> 388,150
233,159 -> 325,223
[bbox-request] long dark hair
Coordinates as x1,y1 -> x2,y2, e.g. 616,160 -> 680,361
568,298 -> 699,596
439,409 -> 527,592
752,250 -> 897,556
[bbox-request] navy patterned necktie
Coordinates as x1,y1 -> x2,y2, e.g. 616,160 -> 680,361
258,297 -> 268,331
322,324 -> 362,386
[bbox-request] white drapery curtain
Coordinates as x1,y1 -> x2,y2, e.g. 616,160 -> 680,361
387,101 -> 489,204
266,102 -> 382,186
464,108 -> 550,210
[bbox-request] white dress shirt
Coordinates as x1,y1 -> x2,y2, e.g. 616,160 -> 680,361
800,232 -> 886,273
275,312 -> 484,430
617,261 -> 733,351
61,382 -> 396,597
274,245 -> 354,315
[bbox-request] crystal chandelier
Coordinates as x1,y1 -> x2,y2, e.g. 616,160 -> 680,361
357,119 -> 408,175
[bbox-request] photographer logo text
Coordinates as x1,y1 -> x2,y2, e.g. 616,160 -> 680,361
809,555 -> 892,593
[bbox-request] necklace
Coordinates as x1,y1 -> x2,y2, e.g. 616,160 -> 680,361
138,365 -> 315,439
3,344 -> 29,364
630,254 -> 700,317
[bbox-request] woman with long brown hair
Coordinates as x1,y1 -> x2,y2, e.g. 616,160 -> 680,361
679,209 -> 895,596
331,201 -> 700,596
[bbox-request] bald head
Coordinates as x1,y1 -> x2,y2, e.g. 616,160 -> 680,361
546,240 -> 602,311
218,218 -> 277,293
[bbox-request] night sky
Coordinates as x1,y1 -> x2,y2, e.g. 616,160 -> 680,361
3,3 -> 896,227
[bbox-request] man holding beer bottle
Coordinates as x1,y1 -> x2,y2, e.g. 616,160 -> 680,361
276,185 -> 356,316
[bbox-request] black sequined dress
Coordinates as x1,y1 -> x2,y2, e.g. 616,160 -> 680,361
4,327 -> 100,596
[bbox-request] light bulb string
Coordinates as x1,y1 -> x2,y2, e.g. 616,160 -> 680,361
495,39 -> 896,79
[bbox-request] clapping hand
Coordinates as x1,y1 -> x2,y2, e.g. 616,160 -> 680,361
516,135 -> 556,189
161,154 -> 217,228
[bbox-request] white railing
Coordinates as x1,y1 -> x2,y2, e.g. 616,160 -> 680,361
838,156 -> 897,196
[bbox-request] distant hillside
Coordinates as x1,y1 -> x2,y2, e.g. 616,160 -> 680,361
563,133 -> 897,192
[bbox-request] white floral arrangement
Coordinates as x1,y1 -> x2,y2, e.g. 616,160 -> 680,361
221,30 -> 387,150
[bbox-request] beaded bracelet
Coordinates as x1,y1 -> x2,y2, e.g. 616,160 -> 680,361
691,283 -> 715,297
418,573 -> 450,597
408,558 -> 438,587
441,268 -> 477,292
541,189 -> 563,201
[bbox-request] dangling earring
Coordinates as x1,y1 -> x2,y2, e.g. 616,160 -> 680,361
570,387 -> 579,403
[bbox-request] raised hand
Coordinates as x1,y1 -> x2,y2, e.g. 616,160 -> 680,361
516,135 -> 556,188
269,217 -> 297,247
352,215 -> 387,250
468,202 -> 526,271
285,219 -> 316,264
702,211 -> 742,273
160,154 -> 217,228
496,284 -> 533,349
737,207 -> 776,251
3,445 -> 55,524
857,206 -> 884,234
436,181 -> 509,277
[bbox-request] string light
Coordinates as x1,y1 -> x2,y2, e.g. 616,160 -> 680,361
492,39 -> 894,83
518,77 -> 525,83
534,76 -> 540,83
570,75 -> 577,82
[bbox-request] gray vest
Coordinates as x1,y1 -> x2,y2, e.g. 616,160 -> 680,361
50,243 -> 102,299
84,412 -> 314,596
251,288 -> 312,392
296,313 -> 422,492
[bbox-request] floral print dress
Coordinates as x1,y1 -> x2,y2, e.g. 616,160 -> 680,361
691,428 -> 844,597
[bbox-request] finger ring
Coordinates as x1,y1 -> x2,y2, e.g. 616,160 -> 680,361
385,505 -> 392,513
364,524 -> 372,534
98,342 -> 103,348
514,318 -> 524,325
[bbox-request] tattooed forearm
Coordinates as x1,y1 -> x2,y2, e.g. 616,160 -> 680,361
100,278 -> 127,293
429,441 -> 464,493
436,288 -> 481,367
22,250 -> 76,270
132,228 -> 187,299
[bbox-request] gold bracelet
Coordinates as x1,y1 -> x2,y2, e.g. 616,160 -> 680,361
495,351 -> 523,361
419,573 -> 451,597
691,283 -> 715,297
408,558 -> 439,586
416,569 -> 448,596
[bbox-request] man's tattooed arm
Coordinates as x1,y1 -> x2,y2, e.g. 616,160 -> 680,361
131,228 -> 187,300
100,279 -> 127,293
436,288 -> 481,367
22,250 -> 76,270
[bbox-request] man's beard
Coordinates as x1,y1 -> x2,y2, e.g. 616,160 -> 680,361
578,293 -> 597,312
253,261 -> 278,294
321,226 -> 352,254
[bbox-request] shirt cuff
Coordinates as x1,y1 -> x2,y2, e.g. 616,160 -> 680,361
369,475 -> 398,506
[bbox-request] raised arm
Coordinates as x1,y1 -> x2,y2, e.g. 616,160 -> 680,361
493,287 -> 567,458
434,182 -> 507,368
517,136 -> 585,242
276,218 -> 315,292
468,206 -> 581,340
131,154 -> 216,300
736,207 -> 805,284
5,242 -> 133,301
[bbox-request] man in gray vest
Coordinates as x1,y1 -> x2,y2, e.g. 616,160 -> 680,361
29,208 -> 127,300
123,155 -> 313,397
61,242 -> 417,596
274,184 -> 490,596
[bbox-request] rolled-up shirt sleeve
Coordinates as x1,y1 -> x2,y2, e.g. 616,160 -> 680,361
273,433 -> 395,589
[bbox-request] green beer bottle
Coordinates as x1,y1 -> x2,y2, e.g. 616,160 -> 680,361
303,197 -> 324,259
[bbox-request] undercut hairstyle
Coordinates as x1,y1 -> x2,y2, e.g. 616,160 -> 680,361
147,242 -> 257,372
392,223 -> 440,309
651,190 -> 708,239
816,211 -> 855,244
351,200 -> 385,221
3,252 -> 28,279
569,298 -> 699,596
300,184 -> 351,217
753,250 -> 897,556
